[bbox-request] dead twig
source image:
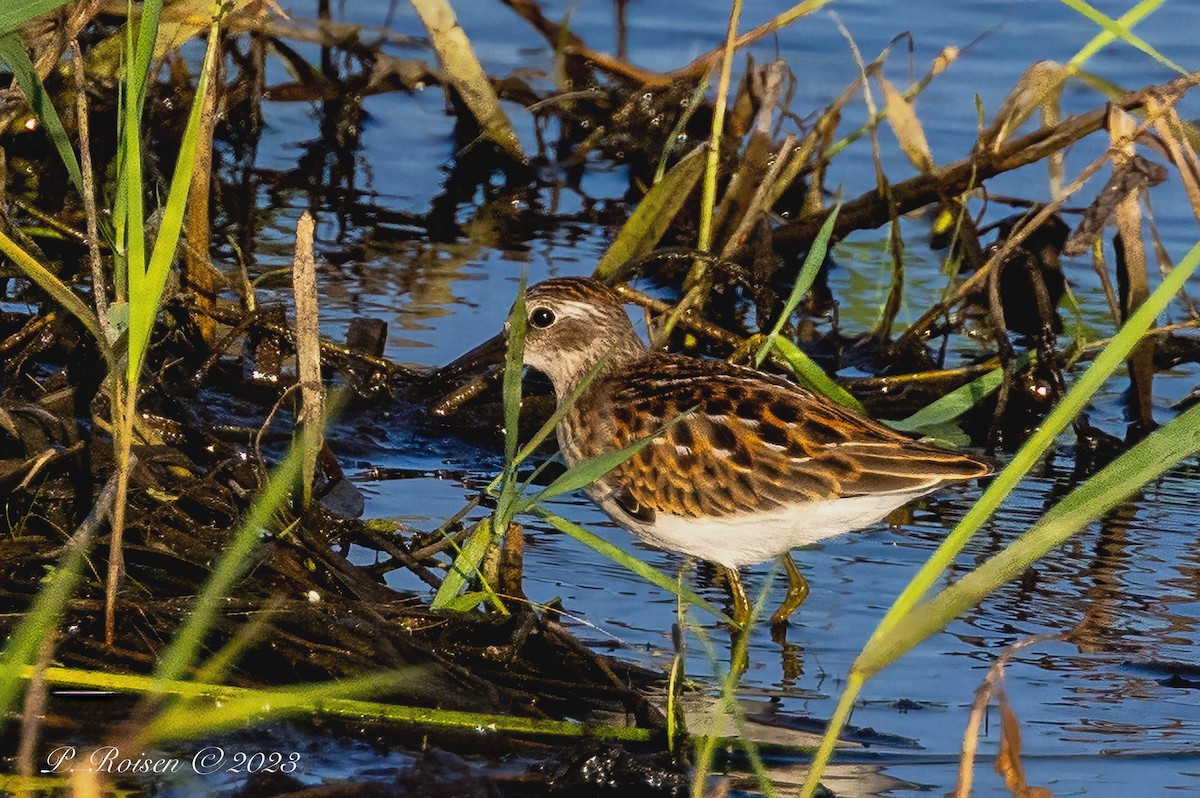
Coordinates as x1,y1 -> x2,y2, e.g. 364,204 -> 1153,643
954,633 -> 1060,798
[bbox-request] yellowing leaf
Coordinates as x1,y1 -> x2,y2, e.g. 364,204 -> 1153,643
995,687 -> 1056,798
878,75 -> 934,173
410,0 -> 524,162
595,146 -> 707,280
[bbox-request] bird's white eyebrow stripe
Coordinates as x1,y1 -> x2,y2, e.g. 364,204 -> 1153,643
538,300 -> 596,321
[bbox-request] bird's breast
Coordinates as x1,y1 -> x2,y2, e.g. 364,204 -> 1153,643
595,492 -> 926,568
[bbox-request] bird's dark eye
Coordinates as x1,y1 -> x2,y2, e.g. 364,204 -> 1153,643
529,307 -> 556,329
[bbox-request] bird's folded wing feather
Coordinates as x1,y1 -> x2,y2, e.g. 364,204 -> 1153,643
583,359 -> 990,519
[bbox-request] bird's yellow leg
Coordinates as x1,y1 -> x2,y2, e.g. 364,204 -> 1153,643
723,566 -> 751,628
770,553 -> 810,627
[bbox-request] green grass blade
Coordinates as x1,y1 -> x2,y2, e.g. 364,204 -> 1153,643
434,276 -> 526,613
189,602 -> 280,686
0,0 -> 69,35
654,77 -> 709,184
862,400 -> 1200,669
798,671 -> 865,798
801,237 -> 1200,798
862,237 -> 1200,659
0,469 -> 117,722
152,442 -> 305,685
35,666 -> 653,741
129,0 -> 162,108
143,671 -> 419,742
0,33 -> 83,194
887,352 -> 1034,434
533,508 -> 730,623
128,1 -> 221,381
430,518 -> 506,612
115,0 -> 160,306
771,337 -> 864,412
489,275 -> 529,526
689,583 -> 779,798
594,146 -> 707,280
486,342 -> 622,497
437,590 -> 493,613
502,348 -> 620,482
756,202 -> 841,366
0,527 -> 92,721
522,415 -> 686,509
505,380 -> 583,476
1059,0 -> 1183,73
0,228 -> 110,364
503,277 -> 528,467
748,200 -> 863,413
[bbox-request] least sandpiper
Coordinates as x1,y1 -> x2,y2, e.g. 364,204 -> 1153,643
517,277 -> 993,627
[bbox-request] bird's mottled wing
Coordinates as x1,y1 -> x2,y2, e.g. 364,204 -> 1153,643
568,356 -> 991,519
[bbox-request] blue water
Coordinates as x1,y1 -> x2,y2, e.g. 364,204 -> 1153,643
251,1 -> 1200,795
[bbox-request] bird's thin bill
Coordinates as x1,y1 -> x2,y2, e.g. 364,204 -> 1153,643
437,332 -> 509,380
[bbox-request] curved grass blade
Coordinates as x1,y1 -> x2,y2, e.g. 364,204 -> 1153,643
502,278 -> 527,467
521,408 -> 693,509
0,0 -> 69,35
0,228 -> 110,366
493,273 -> 527,524
502,345 -> 623,483
35,666 -> 653,742
434,277 -> 526,612
654,77 -> 709,184
0,33 -> 83,194
0,469 -> 118,722
595,146 -> 707,280
0,523 -> 92,721
688,580 -> 779,797
696,0 -> 743,254
756,202 -> 842,366
752,201 -> 863,412
770,337 -> 864,412
153,441 -> 305,686
862,399 -> 1200,669
864,237 -> 1200,657
438,590 -> 494,613
127,0 -> 223,382
800,237 -> 1200,798
430,517 -> 507,614
533,508 -> 730,623
113,0 -> 164,301
888,351 -> 1034,435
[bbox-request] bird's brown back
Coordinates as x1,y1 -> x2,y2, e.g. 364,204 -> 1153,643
560,353 -> 992,519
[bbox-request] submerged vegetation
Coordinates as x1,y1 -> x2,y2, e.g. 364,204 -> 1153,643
0,0 -> 1197,795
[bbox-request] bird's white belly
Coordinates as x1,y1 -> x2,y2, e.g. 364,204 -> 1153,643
598,492 -> 925,568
